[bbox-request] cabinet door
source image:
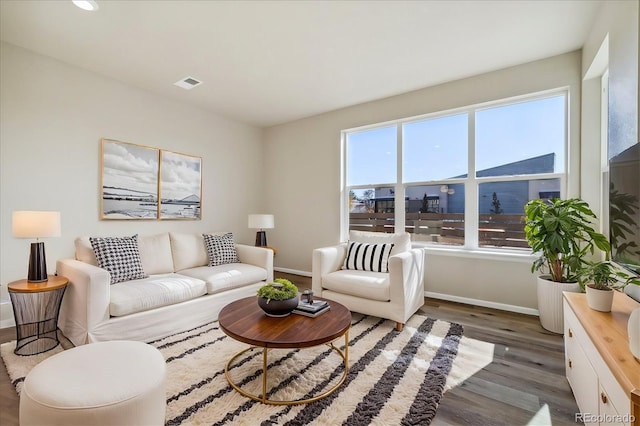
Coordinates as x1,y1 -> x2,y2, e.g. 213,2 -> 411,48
565,303 -> 599,424
599,384 -> 625,426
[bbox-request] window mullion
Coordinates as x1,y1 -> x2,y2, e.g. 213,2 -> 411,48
396,124 -> 405,233
466,111 -> 479,249
340,131 -> 348,241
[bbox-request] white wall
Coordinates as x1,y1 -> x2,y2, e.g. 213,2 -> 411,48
583,0 -> 638,159
580,0 -> 639,219
2,1 -> 636,323
264,51 -> 583,313
0,43 -> 264,325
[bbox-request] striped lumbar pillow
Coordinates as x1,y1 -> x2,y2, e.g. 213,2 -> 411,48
343,241 -> 394,273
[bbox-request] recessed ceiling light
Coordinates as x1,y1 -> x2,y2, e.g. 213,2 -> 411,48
72,0 -> 99,11
174,77 -> 203,90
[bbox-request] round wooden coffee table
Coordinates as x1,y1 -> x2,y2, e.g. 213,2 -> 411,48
219,296 -> 351,405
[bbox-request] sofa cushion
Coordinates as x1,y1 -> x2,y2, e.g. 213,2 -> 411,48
169,232 -> 209,271
137,233 -> 174,275
75,237 -> 99,266
109,273 -> 207,317
76,233 -> 174,274
322,269 -> 390,302
349,230 -> 411,256
203,233 -> 240,266
343,241 -> 394,273
90,235 -> 147,285
179,263 -> 267,294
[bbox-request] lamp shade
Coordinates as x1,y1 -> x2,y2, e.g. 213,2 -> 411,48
248,214 -> 274,229
12,211 -> 61,238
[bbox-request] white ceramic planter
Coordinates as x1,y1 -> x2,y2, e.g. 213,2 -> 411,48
585,285 -> 614,312
537,275 -> 580,334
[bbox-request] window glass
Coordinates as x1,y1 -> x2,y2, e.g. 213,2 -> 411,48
346,126 -> 397,186
344,91 -> 567,250
403,113 -> 468,182
476,96 -> 565,176
405,183 -> 464,245
478,178 -> 561,249
348,187 -> 395,233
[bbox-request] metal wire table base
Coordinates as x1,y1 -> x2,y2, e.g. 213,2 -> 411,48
224,330 -> 349,406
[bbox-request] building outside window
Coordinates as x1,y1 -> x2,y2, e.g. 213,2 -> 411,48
343,90 -> 567,251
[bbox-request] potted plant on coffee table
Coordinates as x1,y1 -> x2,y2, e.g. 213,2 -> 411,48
577,258 -> 640,312
524,198 -> 610,333
257,278 -> 299,317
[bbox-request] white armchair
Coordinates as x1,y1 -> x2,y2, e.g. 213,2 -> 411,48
312,231 -> 425,331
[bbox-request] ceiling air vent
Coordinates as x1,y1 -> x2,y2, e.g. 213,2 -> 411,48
174,76 -> 203,90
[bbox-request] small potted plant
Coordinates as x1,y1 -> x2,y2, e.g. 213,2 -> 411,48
256,278 -> 299,317
524,198 -> 610,332
577,258 -> 640,312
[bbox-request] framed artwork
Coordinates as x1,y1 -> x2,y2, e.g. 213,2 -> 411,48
101,138 -> 160,220
159,150 -> 202,219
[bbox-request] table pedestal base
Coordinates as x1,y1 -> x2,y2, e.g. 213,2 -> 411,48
225,331 -> 349,406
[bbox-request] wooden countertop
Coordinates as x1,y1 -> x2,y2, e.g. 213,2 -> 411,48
564,291 -> 640,408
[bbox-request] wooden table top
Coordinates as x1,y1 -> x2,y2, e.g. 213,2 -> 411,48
219,296 -> 351,349
7,275 -> 68,293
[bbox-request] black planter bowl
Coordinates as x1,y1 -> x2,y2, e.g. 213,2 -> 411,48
257,295 -> 299,317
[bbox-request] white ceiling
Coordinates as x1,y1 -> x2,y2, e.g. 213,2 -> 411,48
0,0 -> 602,127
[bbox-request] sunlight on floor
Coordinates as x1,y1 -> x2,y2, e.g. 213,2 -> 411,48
527,403 -> 553,426
445,336 -> 495,390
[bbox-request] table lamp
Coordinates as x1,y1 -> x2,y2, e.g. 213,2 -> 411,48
12,211 -> 61,282
248,214 -> 274,247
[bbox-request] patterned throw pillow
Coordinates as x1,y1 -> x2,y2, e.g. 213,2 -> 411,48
203,233 -> 240,266
343,241 -> 395,273
90,235 -> 147,284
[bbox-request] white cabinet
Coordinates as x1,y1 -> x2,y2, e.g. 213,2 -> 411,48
563,292 -> 640,426
564,313 -> 599,425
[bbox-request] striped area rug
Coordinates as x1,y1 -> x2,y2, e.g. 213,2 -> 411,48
153,312 -> 491,425
2,312 -> 495,425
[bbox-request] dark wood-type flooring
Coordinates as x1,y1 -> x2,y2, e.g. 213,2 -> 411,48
0,272 -> 580,425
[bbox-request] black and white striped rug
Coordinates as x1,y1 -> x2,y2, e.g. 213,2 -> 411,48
153,312 -> 492,425
2,312 -> 495,425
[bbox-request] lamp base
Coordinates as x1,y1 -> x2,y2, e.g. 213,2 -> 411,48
28,242 -> 48,283
255,231 -> 267,247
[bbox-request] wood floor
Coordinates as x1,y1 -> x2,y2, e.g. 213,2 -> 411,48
0,273 -> 580,425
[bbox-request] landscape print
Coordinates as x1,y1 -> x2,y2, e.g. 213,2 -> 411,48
101,139 -> 159,219
159,150 -> 201,219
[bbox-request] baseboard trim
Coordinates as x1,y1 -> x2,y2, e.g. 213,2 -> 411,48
0,300 -> 14,328
274,267 -> 312,277
424,291 -> 539,316
272,270 -> 539,316
0,319 -> 15,329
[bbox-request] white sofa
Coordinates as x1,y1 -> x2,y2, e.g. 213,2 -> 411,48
56,232 -> 273,346
312,231 -> 424,331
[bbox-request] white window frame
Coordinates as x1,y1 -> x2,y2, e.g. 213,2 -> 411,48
341,88 -> 569,254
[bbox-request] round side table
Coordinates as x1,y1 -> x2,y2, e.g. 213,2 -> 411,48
8,275 -> 68,356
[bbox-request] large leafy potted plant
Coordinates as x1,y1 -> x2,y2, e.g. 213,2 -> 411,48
524,198 -> 610,333
577,258 -> 640,312
256,278 -> 299,317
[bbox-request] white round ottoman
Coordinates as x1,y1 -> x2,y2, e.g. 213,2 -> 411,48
20,340 -> 166,426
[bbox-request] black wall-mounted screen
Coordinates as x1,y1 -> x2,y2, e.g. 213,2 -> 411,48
609,142 -> 640,274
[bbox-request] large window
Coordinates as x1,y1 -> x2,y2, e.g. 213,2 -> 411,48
343,91 -> 567,251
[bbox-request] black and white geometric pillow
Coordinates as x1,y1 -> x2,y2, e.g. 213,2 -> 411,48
90,235 -> 147,284
203,233 -> 240,266
343,241 -> 395,273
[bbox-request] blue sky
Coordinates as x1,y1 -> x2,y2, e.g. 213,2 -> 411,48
347,95 -> 565,186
